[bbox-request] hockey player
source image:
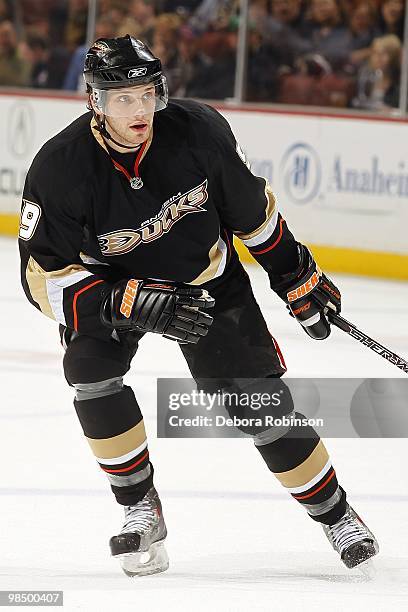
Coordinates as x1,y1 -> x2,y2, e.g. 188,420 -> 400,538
19,35 -> 378,577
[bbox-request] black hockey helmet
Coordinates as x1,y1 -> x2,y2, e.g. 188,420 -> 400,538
83,35 -> 162,89
84,35 -> 168,118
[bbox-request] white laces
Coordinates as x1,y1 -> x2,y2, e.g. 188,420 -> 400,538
121,498 -> 157,535
326,511 -> 369,553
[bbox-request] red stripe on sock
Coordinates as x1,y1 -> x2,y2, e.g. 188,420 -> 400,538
102,450 -> 149,474
293,469 -> 336,500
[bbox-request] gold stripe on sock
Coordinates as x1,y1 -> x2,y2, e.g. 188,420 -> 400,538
86,420 -> 147,459
273,440 -> 329,489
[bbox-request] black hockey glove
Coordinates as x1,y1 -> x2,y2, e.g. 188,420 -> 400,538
101,279 -> 215,344
270,244 -> 341,340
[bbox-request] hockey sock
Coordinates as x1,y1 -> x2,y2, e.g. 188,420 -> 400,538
255,413 -> 347,525
74,384 -> 153,505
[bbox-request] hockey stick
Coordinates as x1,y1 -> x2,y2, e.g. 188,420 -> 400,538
328,312 -> 408,375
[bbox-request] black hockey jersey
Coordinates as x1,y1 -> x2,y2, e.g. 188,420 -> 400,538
19,99 -> 299,340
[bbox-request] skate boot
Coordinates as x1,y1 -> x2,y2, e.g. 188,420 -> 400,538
322,504 -> 379,569
109,487 -> 169,577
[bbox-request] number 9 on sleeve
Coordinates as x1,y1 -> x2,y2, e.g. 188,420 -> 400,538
19,200 -> 42,241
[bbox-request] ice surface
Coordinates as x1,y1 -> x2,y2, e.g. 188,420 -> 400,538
1,236 -> 407,611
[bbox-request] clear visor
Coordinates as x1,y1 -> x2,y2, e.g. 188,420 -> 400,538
92,75 -> 168,118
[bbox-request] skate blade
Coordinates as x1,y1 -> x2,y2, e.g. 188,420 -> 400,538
342,539 -> 379,570
348,541 -> 379,579
117,540 -> 169,577
356,558 -> 377,580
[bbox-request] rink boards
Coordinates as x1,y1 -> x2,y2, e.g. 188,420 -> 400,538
0,91 -> 407,279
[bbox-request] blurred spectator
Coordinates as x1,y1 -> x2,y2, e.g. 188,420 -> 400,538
353,33 -> 401,109
172,25 -> 210,97
0,0 -> 405,111
348,0 -> 380,66
116,0 -> 157,44
247,40 -> 284,102
152,13 -> 182,94
278,52 -> 355,106
160,0 -> 202,15
17,0 -> 55,34
0,20 -> 30,86
296,51 -> 333,75
17,1 -> 78,47
256,0 -> 312,62
20,33 -> 70,89
22,34 -> 50,87
62,46 -> 86,91
278,47 -> 353,106
378,0 -> 405,40
271,0 -> 305,30
186,21 -> 238,99
189,0 -> 239,33
155,12 -> 183,43
302,0 -> 353,69
0,0 -> 12,21
245,1 -> 305,102
97,0 -> 128,31
98,0 -> 128,11
63,15 -> 119,91
65,0 -> 89,50
249,0 -> 270,27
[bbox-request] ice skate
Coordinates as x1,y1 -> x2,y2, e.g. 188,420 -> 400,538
109,487 -> 169,577
322,504 -> 379,569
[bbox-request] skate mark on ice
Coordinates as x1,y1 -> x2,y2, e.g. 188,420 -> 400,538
165,553 -> 408,588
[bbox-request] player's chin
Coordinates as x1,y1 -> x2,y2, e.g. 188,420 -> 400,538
124,127 -> 150,145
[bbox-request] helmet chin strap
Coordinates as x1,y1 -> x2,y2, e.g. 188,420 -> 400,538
94,113 -> 141,151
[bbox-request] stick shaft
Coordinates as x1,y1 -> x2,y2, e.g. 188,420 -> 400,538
328,313 -> 408,375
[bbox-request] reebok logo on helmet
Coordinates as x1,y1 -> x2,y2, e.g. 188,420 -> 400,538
128,67 -> 148,78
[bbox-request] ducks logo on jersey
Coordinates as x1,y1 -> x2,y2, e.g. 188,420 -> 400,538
98,179 -> 208,256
